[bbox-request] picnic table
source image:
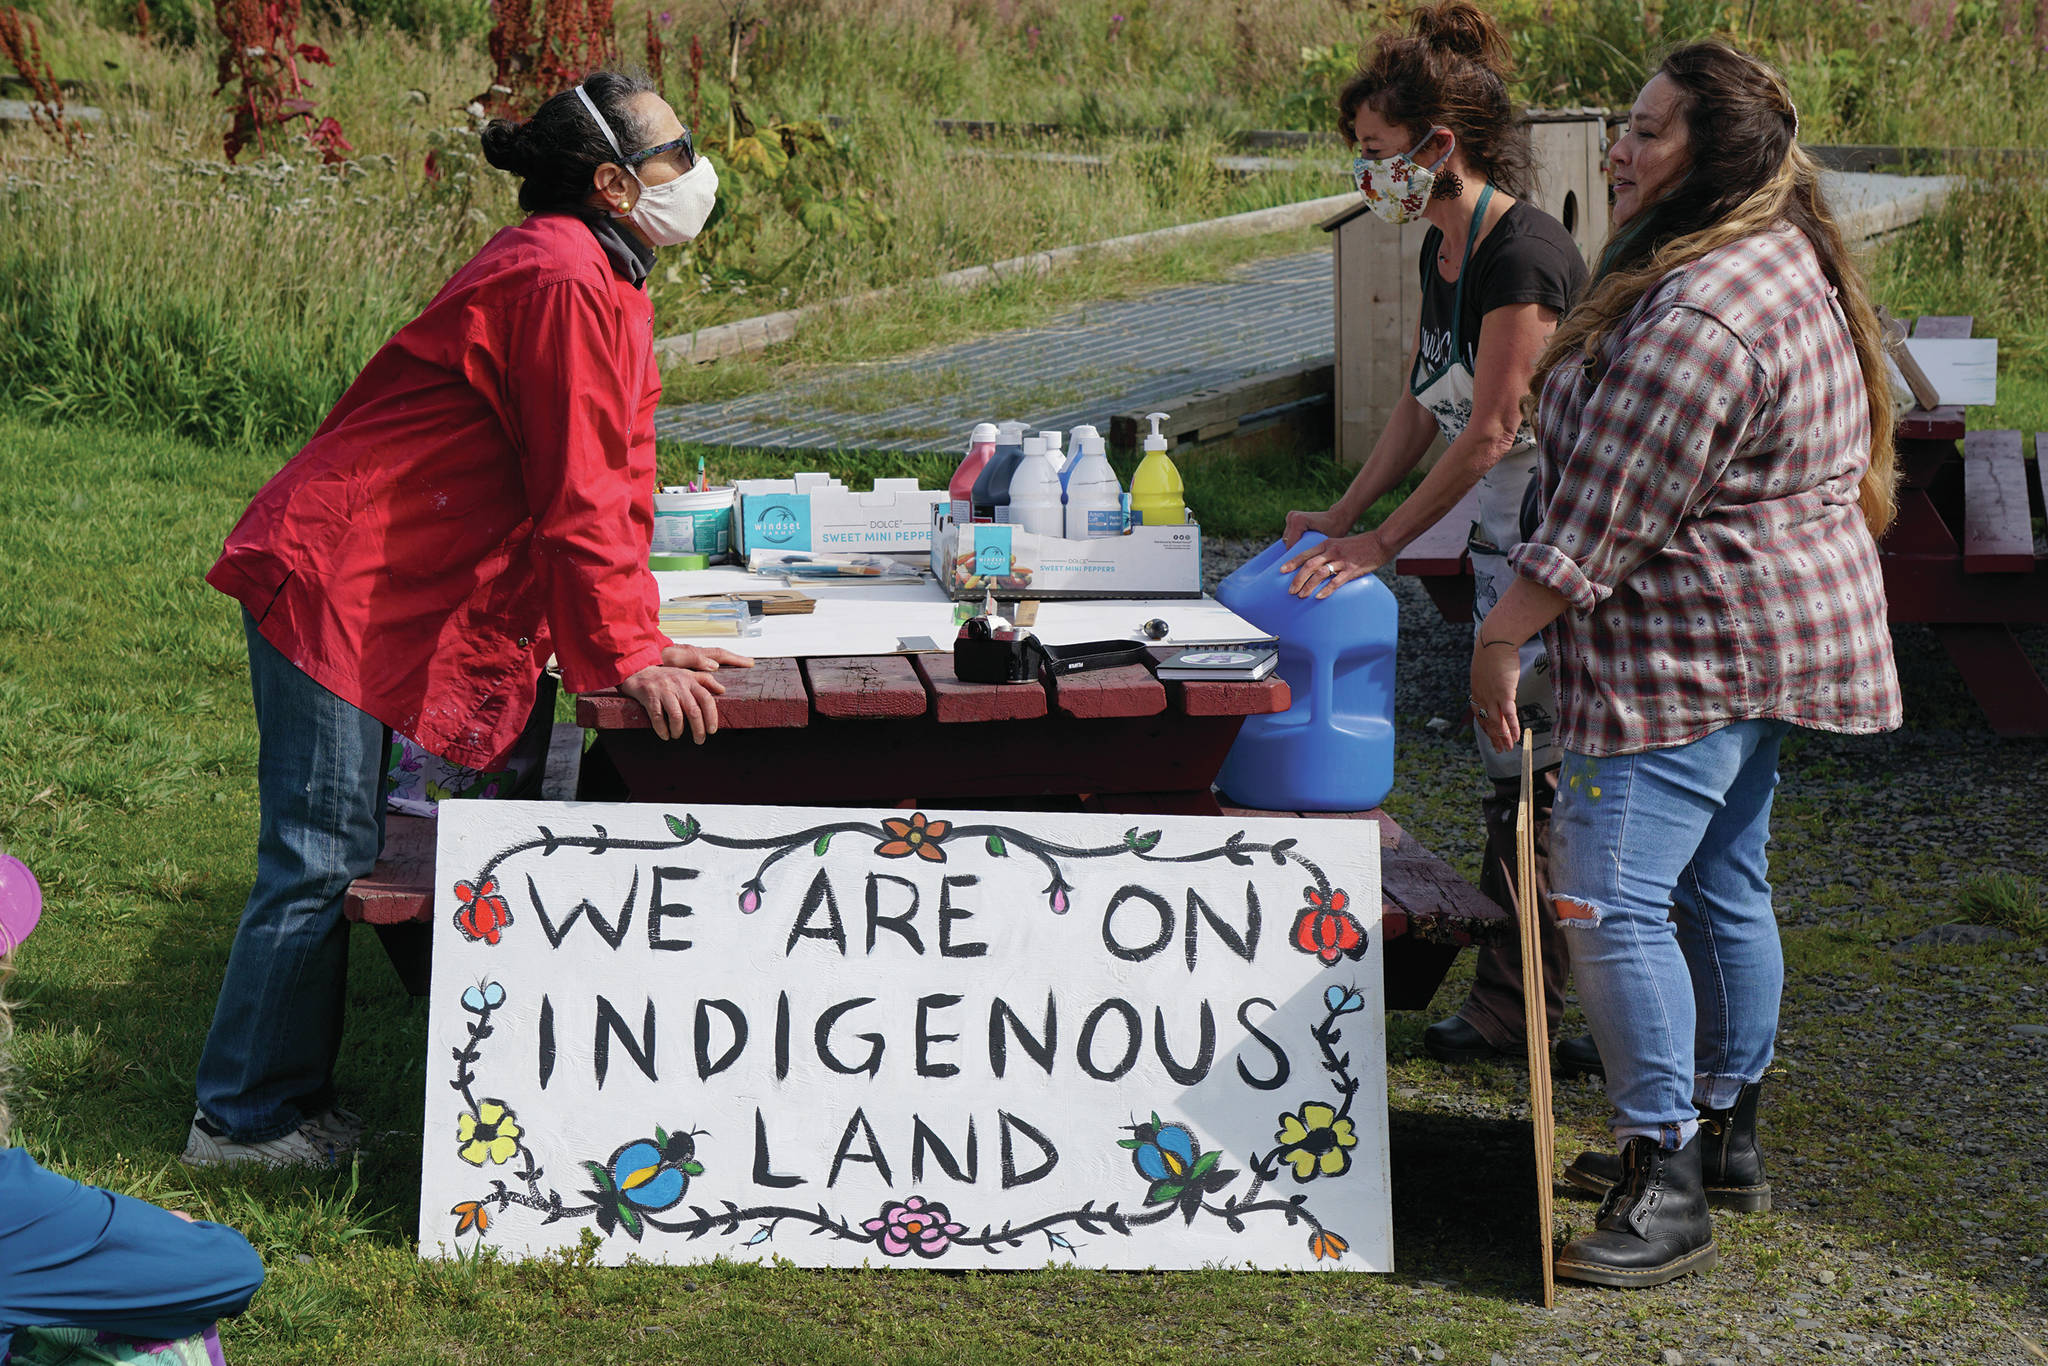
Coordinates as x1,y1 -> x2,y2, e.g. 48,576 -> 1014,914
1394,316 -> 2048,737
347,644 -> 1509,1005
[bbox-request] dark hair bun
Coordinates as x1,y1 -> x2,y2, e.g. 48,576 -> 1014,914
479,119 -> 532,177
1409,1 -> 1513,78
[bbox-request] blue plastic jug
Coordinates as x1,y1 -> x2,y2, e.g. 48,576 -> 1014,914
1213,533 -> 1398,811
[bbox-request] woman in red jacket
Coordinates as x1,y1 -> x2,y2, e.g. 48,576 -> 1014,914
185,70 -> 742,1168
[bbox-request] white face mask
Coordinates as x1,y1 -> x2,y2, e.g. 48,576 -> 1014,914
1352,129 -> 1453,225
573,84 -> 718,247
620,156 -> 718,247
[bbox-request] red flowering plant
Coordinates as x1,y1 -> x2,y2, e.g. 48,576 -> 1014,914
212,0 -> 352,163
0,7 -> 74,154
478,0 -> 616,119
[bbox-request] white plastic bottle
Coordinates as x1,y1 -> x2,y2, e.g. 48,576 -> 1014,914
1039,429 -> 1064,472
1063,425 -> 1099,477
1006,434 -> 1066,536
1064,434 -> 1124,538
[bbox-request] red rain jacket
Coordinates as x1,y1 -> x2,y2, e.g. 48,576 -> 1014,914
207,212 -> 667,768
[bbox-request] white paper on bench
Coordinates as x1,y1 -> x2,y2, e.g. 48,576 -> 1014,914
649,569 -> 1271,657
1886,338 -> 1998,408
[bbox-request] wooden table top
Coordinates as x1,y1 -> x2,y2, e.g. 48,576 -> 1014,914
577,648 -> 1291,731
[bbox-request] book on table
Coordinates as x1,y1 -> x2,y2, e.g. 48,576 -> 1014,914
1153,646 -> 1279,681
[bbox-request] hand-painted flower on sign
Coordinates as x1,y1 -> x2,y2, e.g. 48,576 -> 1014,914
578,1127 -> 706,1241
451,1200 -> 491,1235
1290,886 -> 1367,964
1275,1102 -> 1358,1181
1308,1228 -> 1348,1260
876,812 -> 949,862
452,877 -> 512,944
607,1130 -> 704,1212
1119,1113 -> 1237,1222
862,1195 -> 965,1257
456,1100 -> 522,1165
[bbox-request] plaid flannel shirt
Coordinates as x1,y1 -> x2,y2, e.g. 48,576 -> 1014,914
1510,226 -> 1903,756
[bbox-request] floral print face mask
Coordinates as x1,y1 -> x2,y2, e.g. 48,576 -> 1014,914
1352,129 -> 1453,225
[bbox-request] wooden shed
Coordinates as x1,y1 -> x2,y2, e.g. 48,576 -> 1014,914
1323,108 -> 1610,465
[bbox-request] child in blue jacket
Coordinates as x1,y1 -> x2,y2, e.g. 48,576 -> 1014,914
1,859 -> 266,1361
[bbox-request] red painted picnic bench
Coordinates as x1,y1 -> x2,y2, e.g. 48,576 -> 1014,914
1394,316 -> 2048,737
345,647 -> 1509,1005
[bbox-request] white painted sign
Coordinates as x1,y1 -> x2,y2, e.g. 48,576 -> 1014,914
419,801 -> 1389,1270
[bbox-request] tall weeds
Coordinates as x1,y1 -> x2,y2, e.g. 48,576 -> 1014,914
0,0 -> 2043,448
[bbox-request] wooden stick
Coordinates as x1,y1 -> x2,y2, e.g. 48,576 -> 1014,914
1517,731 -> 1557,1308
1879,306 -> 1942,410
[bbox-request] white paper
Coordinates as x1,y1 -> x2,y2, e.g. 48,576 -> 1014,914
420,801 -> 1390,1270
650,573 -> 1272,657
1887,338 -> 1998,409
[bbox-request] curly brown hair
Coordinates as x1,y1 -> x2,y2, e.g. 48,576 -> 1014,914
1336,0 -> 1535,200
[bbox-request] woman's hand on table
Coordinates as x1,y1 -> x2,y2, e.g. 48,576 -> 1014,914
1279,529 -> 1393,599
621,664 -> 728,744
662,643 -> 754,672
1469,637 -> 1523,753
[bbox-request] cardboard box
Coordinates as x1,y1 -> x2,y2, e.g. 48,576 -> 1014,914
733,474 -> 949,554
931,514 -> 1203,599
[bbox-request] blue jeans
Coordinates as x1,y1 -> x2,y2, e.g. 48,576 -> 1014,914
194,611 -> 386,1142
1550,719 -> 1790,1148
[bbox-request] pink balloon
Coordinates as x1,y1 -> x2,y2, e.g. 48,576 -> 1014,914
0,855 -> 42,955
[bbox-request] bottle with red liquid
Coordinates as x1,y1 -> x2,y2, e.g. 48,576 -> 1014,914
971,421 -> 1028,522
949,422 -> 998,525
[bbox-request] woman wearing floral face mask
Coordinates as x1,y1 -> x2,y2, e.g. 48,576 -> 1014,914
1277,1 -> 1598,1082
188,70 -> 746,1169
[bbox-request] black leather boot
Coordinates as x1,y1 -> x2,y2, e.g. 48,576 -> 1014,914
1554,1034 -> 1604,1079
1553,1132 -> 1716,1288
1563,1082 -> 1772,1212
1421,1015 -> 1508,1063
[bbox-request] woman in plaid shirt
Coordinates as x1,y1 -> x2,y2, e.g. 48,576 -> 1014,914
1469,42 -> 1903,1288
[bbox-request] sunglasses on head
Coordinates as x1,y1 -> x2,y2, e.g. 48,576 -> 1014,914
627,129 -> 694,169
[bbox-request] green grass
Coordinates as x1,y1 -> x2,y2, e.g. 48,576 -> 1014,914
1863,173 -> 2048,433
1954,873 -> 2048,939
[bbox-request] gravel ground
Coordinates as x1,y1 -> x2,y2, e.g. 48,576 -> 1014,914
1204,536 -> 2048,1365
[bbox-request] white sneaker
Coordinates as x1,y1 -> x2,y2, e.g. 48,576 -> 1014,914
180,1111 -> 345,1169
304,1106 -> 366,1150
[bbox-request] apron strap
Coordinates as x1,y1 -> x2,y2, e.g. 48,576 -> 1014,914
1410,182 -> 1497,395
1444,183 -> 1496,361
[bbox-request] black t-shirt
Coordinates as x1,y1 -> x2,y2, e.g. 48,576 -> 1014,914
1413,200 -> 1588,383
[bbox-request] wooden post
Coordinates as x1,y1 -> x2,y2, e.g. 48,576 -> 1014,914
1517,731 -> 1557,1308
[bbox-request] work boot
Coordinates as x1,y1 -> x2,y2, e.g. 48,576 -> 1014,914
1563,1081 -> 1772,1211
1553,1132 -> 1716,1288
1554,1034 -> 1604,1079
1421,1015 -> 1508,1063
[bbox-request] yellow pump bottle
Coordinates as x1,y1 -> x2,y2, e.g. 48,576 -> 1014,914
1128,411 -> 1185,527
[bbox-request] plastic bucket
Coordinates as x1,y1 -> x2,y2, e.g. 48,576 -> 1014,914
652,486 -> 736,562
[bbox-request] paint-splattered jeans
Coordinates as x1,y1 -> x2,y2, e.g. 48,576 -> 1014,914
1550,719 -> 1790,1148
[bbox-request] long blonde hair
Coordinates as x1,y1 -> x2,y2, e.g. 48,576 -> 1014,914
1530,42 -> 1899,535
